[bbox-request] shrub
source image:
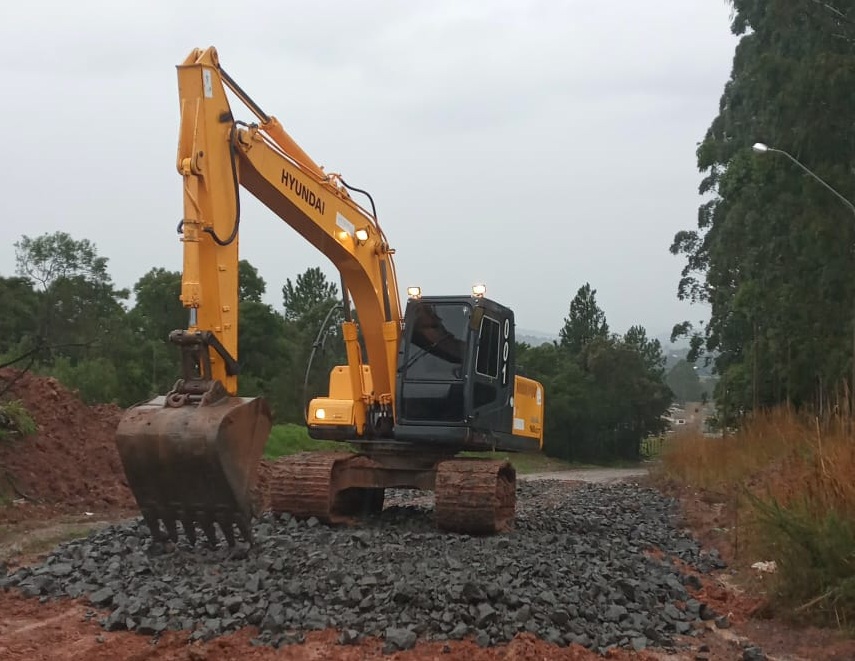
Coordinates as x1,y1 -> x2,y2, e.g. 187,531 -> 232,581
658,408 -> 855,626
0,399 -> 37,441
748,494 -> 855,625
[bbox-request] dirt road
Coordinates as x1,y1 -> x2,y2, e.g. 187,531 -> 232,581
519,467 -> 649,483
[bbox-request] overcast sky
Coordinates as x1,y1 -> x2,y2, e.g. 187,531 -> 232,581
0,1 -> 738,342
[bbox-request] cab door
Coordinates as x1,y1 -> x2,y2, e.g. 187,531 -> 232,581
469,306 -> 514,433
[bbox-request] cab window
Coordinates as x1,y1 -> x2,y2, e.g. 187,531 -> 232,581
475,316 -> 500,378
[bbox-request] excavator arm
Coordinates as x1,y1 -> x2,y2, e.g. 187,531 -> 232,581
115,47 -> 404,547
174,46 -> 402,428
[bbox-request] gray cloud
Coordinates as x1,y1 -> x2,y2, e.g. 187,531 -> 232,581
0,0 -> 737,340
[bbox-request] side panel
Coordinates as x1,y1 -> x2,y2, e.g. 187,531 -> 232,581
307,365 -> 372,440
512,376 -> 544,448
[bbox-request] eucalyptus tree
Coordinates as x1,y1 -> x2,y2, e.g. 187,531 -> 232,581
671,0 -> 855,415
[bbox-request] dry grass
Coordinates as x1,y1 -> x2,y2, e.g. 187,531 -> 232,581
658,409 -> 855,627
661,410 -> 855,517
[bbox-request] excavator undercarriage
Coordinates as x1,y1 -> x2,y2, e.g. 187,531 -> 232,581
267,449 -> 516,534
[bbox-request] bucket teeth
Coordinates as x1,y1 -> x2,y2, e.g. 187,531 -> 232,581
139,511 -> 257,548
142,510 -> 164,542
115,394 -> 272,550
200,516 -> 218,548
181,517 -> 197,546
237,519 -> 252,544
164,518 -> 179,543
219,515 -> 236,547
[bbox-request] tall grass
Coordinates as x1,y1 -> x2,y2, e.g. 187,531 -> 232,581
659,409 -> 855,626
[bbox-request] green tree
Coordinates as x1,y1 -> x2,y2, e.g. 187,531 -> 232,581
239,259 -> 266,303
559,283 -> 609,356
670,1 -> 855,416
126,268 -> 185,396
282,267 -> 339,322
129,268 -> 185,341
582,336 -> 671,457
51,356 -> 121,405
15,232 -> 110,291
666,359 -> 704,405
0,277 -> 39,360
4,233 -> 157,405
262,267 -> 346,423
521,291 -> 671,462
528,343 -> 591,460
624,325 -> 666,378
14,232 -> 129,362
237,300 -> 288,398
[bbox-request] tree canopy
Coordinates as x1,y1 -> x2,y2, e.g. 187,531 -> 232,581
559,283 -> 609,354
0,231 -> 673,463
671,0 -> 855,420
520,284 -> 672,462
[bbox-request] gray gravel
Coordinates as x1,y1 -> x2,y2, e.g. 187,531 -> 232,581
1,480 -> 726,654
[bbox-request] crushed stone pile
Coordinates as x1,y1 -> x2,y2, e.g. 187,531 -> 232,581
1,480 -> 727,655
0,368 -> 134,512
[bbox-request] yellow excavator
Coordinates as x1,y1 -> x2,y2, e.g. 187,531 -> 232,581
115,47 -> 545,546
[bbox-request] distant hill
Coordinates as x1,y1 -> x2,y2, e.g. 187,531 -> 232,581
514,328 -> 717,380
516,328 -> 557,347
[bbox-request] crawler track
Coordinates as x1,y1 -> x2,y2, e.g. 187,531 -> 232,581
268,452 -> 387,523
435,459 -> 516,534
267,451 -> 515,535
268,452 -> 356,522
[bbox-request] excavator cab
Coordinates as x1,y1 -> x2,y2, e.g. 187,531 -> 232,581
395,295 -> 533,452
305,292 -> 542,453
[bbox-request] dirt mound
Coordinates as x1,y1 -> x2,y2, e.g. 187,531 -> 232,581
0,368 -> 134,518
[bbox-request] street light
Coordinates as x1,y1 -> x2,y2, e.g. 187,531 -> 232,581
752,143 -> 855,216
753,141 -> 855,410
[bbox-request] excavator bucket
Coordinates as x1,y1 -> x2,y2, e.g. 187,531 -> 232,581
115,394 -> 272,547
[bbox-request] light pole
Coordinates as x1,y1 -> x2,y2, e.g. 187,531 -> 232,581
753,143 -> 855,215
753,142 -> 855,411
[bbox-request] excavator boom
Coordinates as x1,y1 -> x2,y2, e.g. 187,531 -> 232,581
115,46 -> 404,545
